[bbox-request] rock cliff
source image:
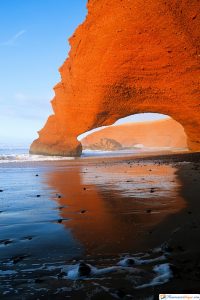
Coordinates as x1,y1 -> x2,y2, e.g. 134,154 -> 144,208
81,118 -> 188,150
84,137 -> 123,151
30,0 -> 200,156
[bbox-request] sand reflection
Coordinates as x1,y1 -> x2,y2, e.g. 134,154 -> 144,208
45,162 -> 186,255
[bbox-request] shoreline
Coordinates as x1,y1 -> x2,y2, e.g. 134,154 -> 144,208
0,149 -> 197,168
0,151 -> 200,298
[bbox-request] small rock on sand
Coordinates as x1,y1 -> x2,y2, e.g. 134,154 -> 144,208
78,262 -> 91,276
125,258 -> 135,266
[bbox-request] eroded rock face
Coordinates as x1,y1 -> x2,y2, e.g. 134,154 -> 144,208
30,0 -> 200,156
82,119 -> 188,150
83,138 -> 122,151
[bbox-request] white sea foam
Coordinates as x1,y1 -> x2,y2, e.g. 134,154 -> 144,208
135,263 -> 172,289
118,255 -> 166,266
0,153 -> 75,163
0,145 -> 184,163
0,147 -> 75,163
0,147 -> 140,163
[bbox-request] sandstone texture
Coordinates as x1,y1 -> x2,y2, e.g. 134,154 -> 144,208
82,118 -> 188,150
30,0 -> 200,156
84,137 -> 123,151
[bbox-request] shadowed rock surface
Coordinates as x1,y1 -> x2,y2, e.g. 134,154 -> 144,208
30,0 -> 200,156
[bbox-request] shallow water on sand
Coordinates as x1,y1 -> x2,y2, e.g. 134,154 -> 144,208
0,159 -> 186,299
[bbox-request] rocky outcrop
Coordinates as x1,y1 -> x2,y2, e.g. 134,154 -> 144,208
30,0 -> 200,156
84,138 -> 122,151
82,118 -> 188,150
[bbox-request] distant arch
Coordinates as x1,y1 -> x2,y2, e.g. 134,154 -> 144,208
78,113 -> 188,152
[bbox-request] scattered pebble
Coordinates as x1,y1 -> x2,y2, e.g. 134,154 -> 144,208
0,239 -> 13,245
35,278 -> 45,284
57,271 -> 66,279
23,236 -> 33,240
191,223 -> 198,229
78,262 -> 91,276
170,265 -> 182,278
177,245 -> 185,252
12,255 -> 27,264
58,206 -> 65,210
164,246 -> 174,253
116,289 -> 127,299
124,258 -> 135,266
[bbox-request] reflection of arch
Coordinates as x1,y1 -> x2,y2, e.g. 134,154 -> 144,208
44,161 -> 186,254
30,0 -> 200,156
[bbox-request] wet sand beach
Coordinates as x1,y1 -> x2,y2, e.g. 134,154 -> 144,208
0,151 -> 200,299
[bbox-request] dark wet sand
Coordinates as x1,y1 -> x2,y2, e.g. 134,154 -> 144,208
0,151 -> 200,299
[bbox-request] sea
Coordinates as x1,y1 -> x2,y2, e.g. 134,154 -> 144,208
0,145 -> 177,163
0,147 -> 74,163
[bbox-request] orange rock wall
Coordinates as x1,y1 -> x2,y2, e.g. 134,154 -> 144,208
30,0 -> 200,156
81,118 -> 188,149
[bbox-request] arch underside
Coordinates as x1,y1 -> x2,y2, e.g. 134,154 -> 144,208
30,0 -> 200,156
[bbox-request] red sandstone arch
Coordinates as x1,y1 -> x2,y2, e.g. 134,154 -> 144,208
30,0 -> 200,156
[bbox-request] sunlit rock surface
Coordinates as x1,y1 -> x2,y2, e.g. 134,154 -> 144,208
81,119 -> 188,150
30,0 -> 200,156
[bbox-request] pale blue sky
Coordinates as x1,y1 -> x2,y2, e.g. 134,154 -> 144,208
0,0 -> 87,146
0,1 -> 166,147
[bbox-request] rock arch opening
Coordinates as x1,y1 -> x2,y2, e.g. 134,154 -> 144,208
78,113 -> 188,153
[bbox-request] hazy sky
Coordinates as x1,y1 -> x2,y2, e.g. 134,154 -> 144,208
0,0 -> 166,147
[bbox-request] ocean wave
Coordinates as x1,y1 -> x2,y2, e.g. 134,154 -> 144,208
0,148 -> 137,163
0,148 -> 146,163
0,147 -> 185,163
0,153 -> 75,163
